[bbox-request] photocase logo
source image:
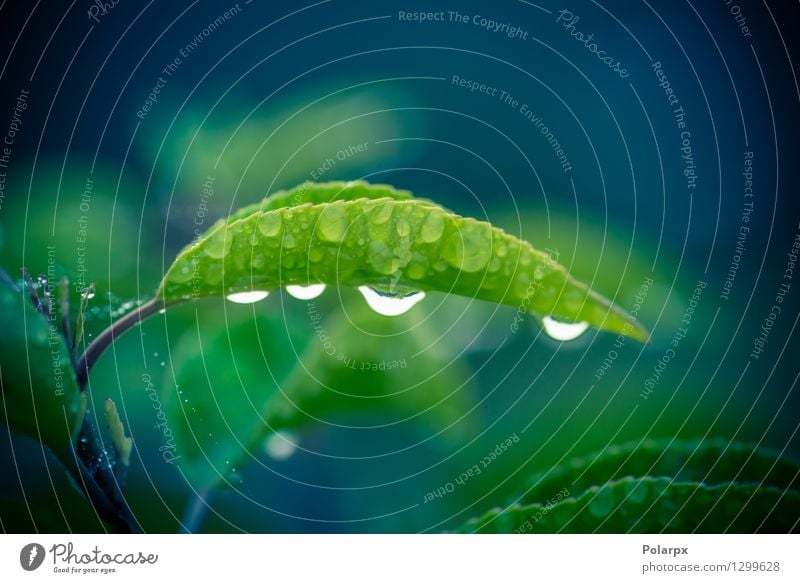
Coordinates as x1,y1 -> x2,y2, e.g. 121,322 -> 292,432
19,543 -> 46,571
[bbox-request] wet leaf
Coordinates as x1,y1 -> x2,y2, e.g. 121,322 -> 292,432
160,182 -> 648,341
163,306 -> 310,488
213,181 -> 419,230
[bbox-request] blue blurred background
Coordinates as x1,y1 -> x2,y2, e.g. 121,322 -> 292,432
0,0 -> 798,532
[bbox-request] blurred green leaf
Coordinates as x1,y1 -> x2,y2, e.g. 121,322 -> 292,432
455,439 -> 800,533
513,438 -> 800,507
0,275 -> 82,455
263,292 -> 479,438
165,291 -> 482,489
144,86 -> 424,206
455,477 -> 800,533
164,305 -> 311,488
2,162 -> 146,294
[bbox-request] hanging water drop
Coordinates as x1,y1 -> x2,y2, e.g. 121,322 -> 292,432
358,286 -> 425,317
285,284 -> 326,300
542,316 -> 589,341
226,291 -> 269,304
264,431 -> 298,460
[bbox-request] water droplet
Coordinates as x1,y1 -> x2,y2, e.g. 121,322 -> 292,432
396,219 -> 411,237
257,212 -> 282,237
358,286 -> 425,316
205,230 -> 232,259
158,308 -> 166,314
419,212 -> 445,243
588,485 -> 616,517
264,431 -> 298,460
282,233 -> 296,249
441,223 -> 492,272
170,264 -> 193,283
317,204 -> 347,242
406,257 -> 429,280
226,291 -> 270,304
83,288 -> 96,300
251,253 -> 266,269
368,241 -> 399,275
371,203 -> 393,225
285,284 -> 326,300
542,316 -> 589,341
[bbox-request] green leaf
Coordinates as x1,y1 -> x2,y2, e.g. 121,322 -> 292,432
160,182 -> 648,342
0,276 -> 82,455
163,305 -> 311,487
513,438 -> 800,507
262,291 -> 479,436
455,477 -> 800,533
212,180 -> 419,231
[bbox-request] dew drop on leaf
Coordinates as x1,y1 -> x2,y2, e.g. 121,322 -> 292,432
204,231 -> 232,259
396,219 -> 411,237
441,224 -> 492,272
257,212 -> 282,237
368,241 -> 399,275
371,203 -> 393,225
419,212 -> 445,243
358,286 -> 425,316
588,484 -> 616,518
285,284 -> 326,300
316,204 -> 348,242
282,233 -> 297,249
225,291 -> 270,304
542,316 -> 589,341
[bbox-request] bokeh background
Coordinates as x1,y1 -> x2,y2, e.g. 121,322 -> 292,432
0,0 -> 798,533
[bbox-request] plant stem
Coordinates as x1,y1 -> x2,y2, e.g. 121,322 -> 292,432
71,295 -> 166,533
75,297 -> 164,388
71,416 -> 142,533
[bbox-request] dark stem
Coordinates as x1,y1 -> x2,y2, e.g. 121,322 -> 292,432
75,297 -> 164,388
72,416 -> 141,533
71,295 -> 167,532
